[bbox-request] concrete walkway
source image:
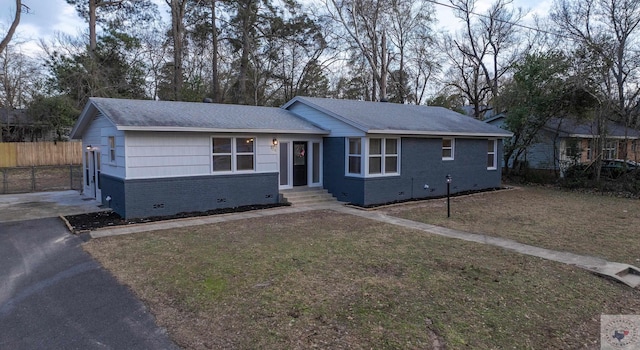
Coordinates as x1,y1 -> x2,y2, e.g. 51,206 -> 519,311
0,190 -> 104,223
91,202 -> 640,289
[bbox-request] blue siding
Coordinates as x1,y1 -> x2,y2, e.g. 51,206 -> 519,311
322,137 -> 365,204
100,173 -> 279,219
99,174 -> 126,215
323,137 -> 503,206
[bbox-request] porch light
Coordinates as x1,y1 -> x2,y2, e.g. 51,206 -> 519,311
272,138 -> 278,146
86,144 -> 92,150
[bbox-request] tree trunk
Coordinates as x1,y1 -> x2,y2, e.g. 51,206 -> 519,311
0,0 -> 23,56
379,30 -> 387,101
169,0 -> 186,101
210,0 -> 220,102
89,0 -> 97,54
234,0 -> 252,105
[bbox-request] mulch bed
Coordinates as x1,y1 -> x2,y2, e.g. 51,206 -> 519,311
64,203 -> 290,232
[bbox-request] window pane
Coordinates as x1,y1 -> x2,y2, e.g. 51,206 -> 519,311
237,155 -> 254,170
279,143 -> 288,185
370,138 -> 382,155
349,138 -> 361,154
294,144 -> 306,165
385,156 -> 398,173
369,157 -> 381,174
443,138 -> 451,148
487,154 -> 495,168
386,139 -> 397,154
213,155 -> 232,171
487,140 -> 495,152
349,156 -> 361,174
312,143 -> 320,183
236,138 -> 254,153
442,149 -> 452,158
213,138 -> 232,153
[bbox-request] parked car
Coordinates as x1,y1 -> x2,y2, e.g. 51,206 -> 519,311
600,159 -> 639,178
565,159 -> 638,180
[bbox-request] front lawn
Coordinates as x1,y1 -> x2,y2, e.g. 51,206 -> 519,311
385,185 -> 640,266
84,205 -> 640,349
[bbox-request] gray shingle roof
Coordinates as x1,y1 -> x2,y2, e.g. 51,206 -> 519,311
285,97 -> 512,137
546,118 -> 640,138
86,97 -> 327,134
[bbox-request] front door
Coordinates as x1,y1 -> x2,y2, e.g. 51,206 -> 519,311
85,150 -> 100,199
293,141 -> 307,186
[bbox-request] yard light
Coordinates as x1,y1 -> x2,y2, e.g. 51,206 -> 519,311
446,174 -> 452,218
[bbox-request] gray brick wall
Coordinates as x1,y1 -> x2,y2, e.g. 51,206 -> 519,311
323,136 -> 504,206
100,173 -> 279,219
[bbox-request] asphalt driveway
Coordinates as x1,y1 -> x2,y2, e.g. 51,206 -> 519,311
0,216 -> 179,349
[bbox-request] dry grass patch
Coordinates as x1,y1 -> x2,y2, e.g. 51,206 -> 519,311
85,209 -> 640,349
386,186 -> 640,266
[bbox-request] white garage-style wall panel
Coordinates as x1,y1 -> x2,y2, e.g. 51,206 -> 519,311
125,131 -> 211,179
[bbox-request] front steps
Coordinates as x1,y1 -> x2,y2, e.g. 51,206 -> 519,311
280,187 -> 340,206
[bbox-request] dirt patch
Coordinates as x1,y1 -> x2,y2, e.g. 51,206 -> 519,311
64,203 -> 290,232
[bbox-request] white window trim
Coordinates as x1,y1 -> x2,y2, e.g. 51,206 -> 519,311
487,139 -> 497,170
346,137 -> 363,176
107,136 -> 116,164
442,137 -> 455,161
211,136 -> 256,174
345,137 -> 400,178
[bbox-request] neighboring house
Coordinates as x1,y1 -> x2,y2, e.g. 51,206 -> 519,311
485,115 -> 640,172
70,97 -> 512,219
0,108 -> 67,142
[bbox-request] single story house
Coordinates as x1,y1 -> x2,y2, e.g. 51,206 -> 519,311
486,115 -> 640,171
70,96 -> 512,219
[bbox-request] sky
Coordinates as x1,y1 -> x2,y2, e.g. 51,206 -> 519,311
0,0 -> 553,56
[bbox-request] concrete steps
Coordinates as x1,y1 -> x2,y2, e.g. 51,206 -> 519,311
280,187 -> 339,206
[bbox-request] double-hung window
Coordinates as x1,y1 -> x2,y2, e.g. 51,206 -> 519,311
347,138 -> 362,175
347,137 -> 399,176
108,136 -> 116,163
212,137 -> 254,172
487,139 -> 497,170
368,138 -> 398,175
603,140 -> 617,159
442,138 -> 454,160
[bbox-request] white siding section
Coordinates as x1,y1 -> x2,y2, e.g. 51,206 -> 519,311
288,103 -> 364,137
125,131 -> 211,179
256,136 -> 278,172
124,132 -> 287,179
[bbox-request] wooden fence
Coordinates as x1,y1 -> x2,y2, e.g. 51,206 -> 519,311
0,141 -> 82,167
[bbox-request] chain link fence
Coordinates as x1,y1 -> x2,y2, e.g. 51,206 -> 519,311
0,165 -> 83,194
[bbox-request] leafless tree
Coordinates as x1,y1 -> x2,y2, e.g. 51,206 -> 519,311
0,0 -> 29,56
446,0 -> 525,118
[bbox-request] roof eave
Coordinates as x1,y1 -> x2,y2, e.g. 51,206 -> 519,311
69,101 -> 98,139
566,133 -> 640,139
366,129 -> 514,138
117,126 -> 330,135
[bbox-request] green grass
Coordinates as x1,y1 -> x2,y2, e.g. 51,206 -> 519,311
85,206 -> 640,349
385,185 -> 640,265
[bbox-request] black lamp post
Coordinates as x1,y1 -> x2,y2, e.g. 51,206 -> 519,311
446,174 -> 452,218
